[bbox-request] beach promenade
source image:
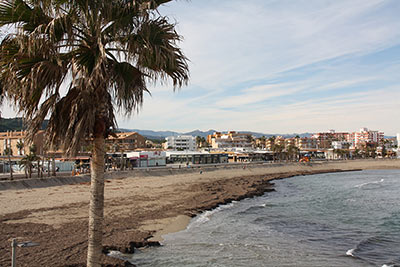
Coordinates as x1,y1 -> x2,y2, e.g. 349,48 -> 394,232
0,159 -> 399,266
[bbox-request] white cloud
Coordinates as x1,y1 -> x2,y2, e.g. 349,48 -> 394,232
3,0 -> 400,136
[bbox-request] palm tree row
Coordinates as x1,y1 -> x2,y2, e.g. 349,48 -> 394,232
0,0 -> 189,266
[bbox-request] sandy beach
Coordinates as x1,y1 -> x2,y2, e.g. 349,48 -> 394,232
0,159 -> 399,266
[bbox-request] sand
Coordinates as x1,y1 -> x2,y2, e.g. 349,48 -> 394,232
0,159 -> 399,266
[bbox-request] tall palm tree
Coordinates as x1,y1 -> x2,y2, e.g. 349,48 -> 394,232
3,146 -> 13,179
0,1 -> 189,266
19,151 -> 38,178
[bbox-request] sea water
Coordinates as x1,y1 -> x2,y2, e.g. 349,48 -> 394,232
131,169 -> 400,266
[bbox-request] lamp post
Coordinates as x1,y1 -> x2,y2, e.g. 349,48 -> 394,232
11,238 -> 39,267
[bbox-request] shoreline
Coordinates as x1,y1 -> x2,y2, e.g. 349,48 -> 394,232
0,159 -> 399,266
148,168 -> 363,243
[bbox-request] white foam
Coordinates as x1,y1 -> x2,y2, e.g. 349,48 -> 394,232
346,248 -> 355,257
189,202 -> 235,228
382,264 -> 394,267
107,250 -> 133,261
355,179 -> 384,188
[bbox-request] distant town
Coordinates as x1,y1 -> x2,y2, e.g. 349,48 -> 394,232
0,124 -> 398,177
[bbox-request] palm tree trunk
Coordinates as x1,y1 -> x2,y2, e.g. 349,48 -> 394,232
47,157 -> 51,177
52,155 -> 56,176
8,153 -> 13,180
87,136 -> 105,267
37,159 -> 40,178
40,157 -> 44,178
121,150 -> 124,171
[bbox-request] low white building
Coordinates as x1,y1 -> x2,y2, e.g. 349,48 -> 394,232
165,150 -> 228,165
164,135 -> 196,150
126,151 -> 166,167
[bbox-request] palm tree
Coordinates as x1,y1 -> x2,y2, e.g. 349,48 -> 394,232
196,136 -> 202,148
287,145 -> 299,161
272,143 -> 283,162
16,140 -> 24,155
0,1 -> 189,266
3,146 -> 13,179
19,152 -> 39,178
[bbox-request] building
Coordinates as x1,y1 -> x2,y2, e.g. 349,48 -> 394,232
106,132 -> 146,151
353,128 -> 384,147
126,151 -> 166,167
164,135 -> 196,150
284,138 -> 296,148
165,150 -> 228,165
0,130 -> 45,156
397,133 -> 400,147
295,137 -> 318,150
207,131 -> 253,150
312,130 -> 350,149
331,141 -> 351,149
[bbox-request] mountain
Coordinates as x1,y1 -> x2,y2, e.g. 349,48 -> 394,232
0,117 -> 48,132
117,128 -> 313,139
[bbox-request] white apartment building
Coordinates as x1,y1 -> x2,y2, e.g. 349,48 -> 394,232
331,141 -> 351,149
126,151 -> 166,167
164,135 -> 196,151
353,127 -> 384,147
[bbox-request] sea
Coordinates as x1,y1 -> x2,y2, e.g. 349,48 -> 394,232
127,169 -> 400,267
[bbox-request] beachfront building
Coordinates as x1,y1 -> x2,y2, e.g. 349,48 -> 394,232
0,130 -> 46,156
265,138 -> 275,151
312,130 -> 350,149
164,135 -> 196,150
105,132 -> 146,151
284,138 -> 296,148
254,137 -> 267,149
295,137 -> 318,150
352,128 -> 384,148
331,141 -> 351,150
126,151 -> 166,167
207,131 -> 253,150
166,150 -> 228,165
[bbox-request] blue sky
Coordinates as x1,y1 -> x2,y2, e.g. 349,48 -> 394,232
2,0 -> 400,135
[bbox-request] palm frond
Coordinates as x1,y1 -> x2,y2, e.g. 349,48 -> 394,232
109,60 -> 149,114
0,0 -> 50,32
1,0 -> 188,156
130,17 -> 189,88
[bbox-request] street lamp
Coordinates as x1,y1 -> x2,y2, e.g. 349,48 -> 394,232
11,238 -> 39,267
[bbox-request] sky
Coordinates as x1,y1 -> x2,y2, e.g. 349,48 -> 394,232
2,0 -> 400,135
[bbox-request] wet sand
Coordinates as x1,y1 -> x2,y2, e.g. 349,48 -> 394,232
0,159 -> 399,266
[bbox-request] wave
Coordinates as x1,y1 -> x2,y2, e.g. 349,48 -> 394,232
346,248 -> 355,257
355,179 -> 384,189
107,250 -> 133,261
188,202 -> 236,228
345,235 -> 400,266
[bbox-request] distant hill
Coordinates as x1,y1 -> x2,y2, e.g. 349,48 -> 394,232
118,128 -> 313,139
0,117 -> 48,132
